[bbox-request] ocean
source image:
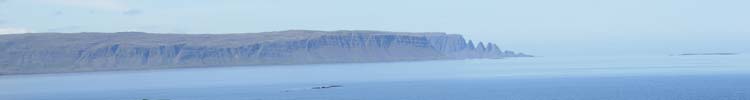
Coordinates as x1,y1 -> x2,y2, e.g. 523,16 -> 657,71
2,55 -> 749,100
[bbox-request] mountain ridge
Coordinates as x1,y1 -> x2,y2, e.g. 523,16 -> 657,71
0,30 -> 531,75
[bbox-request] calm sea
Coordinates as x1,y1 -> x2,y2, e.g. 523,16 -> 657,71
2,55 -> 749,100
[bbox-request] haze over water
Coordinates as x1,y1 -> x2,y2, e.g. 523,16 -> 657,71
2,0 -> 749,56
2,55 -> 748,100
2,0 -> 749,100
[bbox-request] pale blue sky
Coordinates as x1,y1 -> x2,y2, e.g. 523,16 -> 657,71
1,0 -> 748,56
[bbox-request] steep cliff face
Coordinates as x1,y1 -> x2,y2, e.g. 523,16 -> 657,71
0,30 -> 530,75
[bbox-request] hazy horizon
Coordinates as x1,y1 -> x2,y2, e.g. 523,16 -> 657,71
3,1 -> 750,100
2,0 -> 748,56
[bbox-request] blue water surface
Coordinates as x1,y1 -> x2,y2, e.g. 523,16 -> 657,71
2,55 -> 749,100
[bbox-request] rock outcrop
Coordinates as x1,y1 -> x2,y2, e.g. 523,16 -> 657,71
0,30 -> 531,75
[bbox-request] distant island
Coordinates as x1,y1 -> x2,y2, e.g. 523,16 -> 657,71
678,53 -> 738,56
0,30 -> 531,75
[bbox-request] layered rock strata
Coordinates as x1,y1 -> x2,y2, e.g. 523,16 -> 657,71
0,30 -> 531,75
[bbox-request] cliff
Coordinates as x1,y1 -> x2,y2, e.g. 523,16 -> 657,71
0,30 -> 531,75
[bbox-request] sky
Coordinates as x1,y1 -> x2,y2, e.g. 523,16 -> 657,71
0,0 -> 748,56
